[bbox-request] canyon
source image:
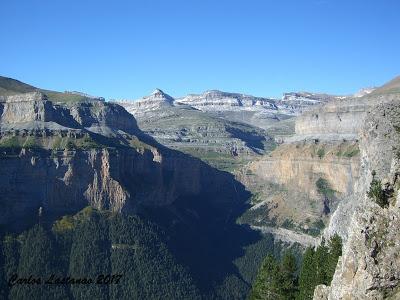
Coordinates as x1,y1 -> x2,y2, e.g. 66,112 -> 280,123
1,74 -> 400,299
0,79 -> 245,231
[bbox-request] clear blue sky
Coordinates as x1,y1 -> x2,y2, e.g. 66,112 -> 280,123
0,0 -> 399,99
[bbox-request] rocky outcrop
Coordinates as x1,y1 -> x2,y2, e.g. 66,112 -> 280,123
238,139 -> 360,238
243,90 -> 399,243
118,89 -> 174,115
117,89 -> 343,133
277,92 -> 340,116
119,95 -> 274,172
238,92 -> 369,240
177,90 -> 278,111
0,91 -> 243,230
294,94 -> 400,139
0,91 -> 140,135
314,100 -> 400,299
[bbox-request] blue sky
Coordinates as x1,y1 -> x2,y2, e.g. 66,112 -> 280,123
0,0 -> 399,99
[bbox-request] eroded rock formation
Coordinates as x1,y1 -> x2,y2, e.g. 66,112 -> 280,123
314,99 -> 400,300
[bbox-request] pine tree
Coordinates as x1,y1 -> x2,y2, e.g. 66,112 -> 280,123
280,250 -> 298,299
326,234 -> 342,282
314,238 -> 329,285
249,255 -> 282,300
0,239 -> 6,299
9,225 -> 68,300
69,212 -> 111,300
2,235 -> 20,281
297,247 -> 316,300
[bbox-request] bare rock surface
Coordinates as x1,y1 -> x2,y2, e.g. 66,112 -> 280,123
0,90 -> 243,230
314,100 -> 400,299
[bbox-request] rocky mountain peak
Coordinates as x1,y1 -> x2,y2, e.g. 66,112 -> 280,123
353,87 -> 376,98
151,88 -> 166,96
144,88 -> 174,103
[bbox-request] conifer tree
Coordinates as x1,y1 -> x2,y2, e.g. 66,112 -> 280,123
326,234 -> 342,282
280,250 -> 298,299
249,254 -> 282,300
69,212 -> 111,300
0,240 -> 6,299
9,225 -> 68,300
314,238 -> 329,285
297,247 -> 316,300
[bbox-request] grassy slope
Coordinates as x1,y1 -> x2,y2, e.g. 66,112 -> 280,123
371,75 -> 400,95
0,75 -> 92,103
0,76 -> 37,95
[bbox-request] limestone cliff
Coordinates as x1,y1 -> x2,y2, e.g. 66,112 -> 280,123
240,83 -> 400,246
295,93 -> 399,139
0,90 -> 242,230
314,99 -> 400,300
238,93 -> 368,241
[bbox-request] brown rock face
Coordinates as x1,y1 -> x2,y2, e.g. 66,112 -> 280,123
0,92 -> 243,230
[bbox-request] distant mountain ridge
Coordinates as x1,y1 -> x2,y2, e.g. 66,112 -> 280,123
117,89 -> 341,118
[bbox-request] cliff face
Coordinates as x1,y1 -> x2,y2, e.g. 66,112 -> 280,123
238,139 -> 360,240
245,142 -> 360,198
118,95 -> 274,173
314,100 -> 400,300
0,91 -> 242,230
295,94 -> 400,138
238,93 -> 367,241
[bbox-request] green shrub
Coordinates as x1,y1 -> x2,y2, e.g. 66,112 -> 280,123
282,219 -> 295,229
343,148 -> 359,158
317,148 -> 325,159
367,172 -> 389,208
65,140 -> 75,150
316,178 -> 335,198
0,136 -> 21,149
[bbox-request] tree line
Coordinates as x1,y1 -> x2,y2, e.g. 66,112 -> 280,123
249,234 -> 342,300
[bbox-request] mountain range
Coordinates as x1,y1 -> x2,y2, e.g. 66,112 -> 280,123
0,74 -> 400,299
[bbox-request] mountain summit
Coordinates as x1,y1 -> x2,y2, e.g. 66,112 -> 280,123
147,88 -> 174,103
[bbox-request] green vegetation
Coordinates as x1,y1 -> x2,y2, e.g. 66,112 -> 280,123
317,148 -> 325,159
0,134 -> 107,155
10,225 -> 69,299
282,219 -> 295,230
336,144 -> 360,158
0,76 -> 98,103
304,219 -> 326,237
22,136 -> 38,149
0,76 -> 37,96
179,148 -> 252,172
250,235 -> 342,300
343,148 -> 359,157
0,208 -> 201,300
238,204 -> 277,227
249,251 -> 298,300
42,90 -> 90,103
0,136 -> 21,149
316,178 -> 335,199
367,171 -> 390,208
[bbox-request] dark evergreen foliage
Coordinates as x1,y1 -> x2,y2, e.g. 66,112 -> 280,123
297,247 -> 316,300
250,234 -> 342,300
280,251 -> 298,299
0,239 -> 6,299
1,209 -> 203,300
109,214 -> 200,299
9,225 -> 69,300
367,174 -> 389,208
69,212 -> 111,300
